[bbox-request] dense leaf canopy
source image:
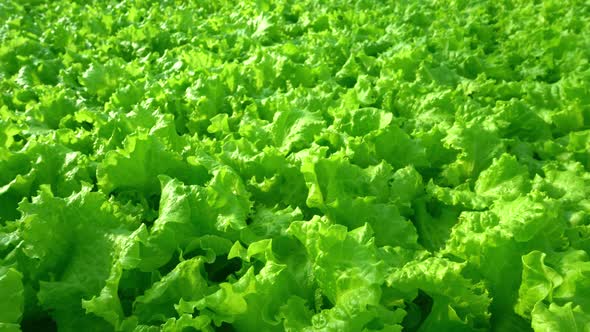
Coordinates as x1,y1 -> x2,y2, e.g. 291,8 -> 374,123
1,0 -> 589,331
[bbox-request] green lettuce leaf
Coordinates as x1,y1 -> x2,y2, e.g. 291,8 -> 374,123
0,266 -> 24,331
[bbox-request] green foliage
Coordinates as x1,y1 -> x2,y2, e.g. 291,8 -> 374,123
1,0 -> 589,331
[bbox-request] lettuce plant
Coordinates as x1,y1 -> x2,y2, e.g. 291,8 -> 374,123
1,0 -> 589,331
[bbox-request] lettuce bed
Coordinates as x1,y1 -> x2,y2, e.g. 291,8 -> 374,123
1,0 -> 590,331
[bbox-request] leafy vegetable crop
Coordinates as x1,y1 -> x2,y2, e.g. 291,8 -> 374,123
1,0 -> 589,331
